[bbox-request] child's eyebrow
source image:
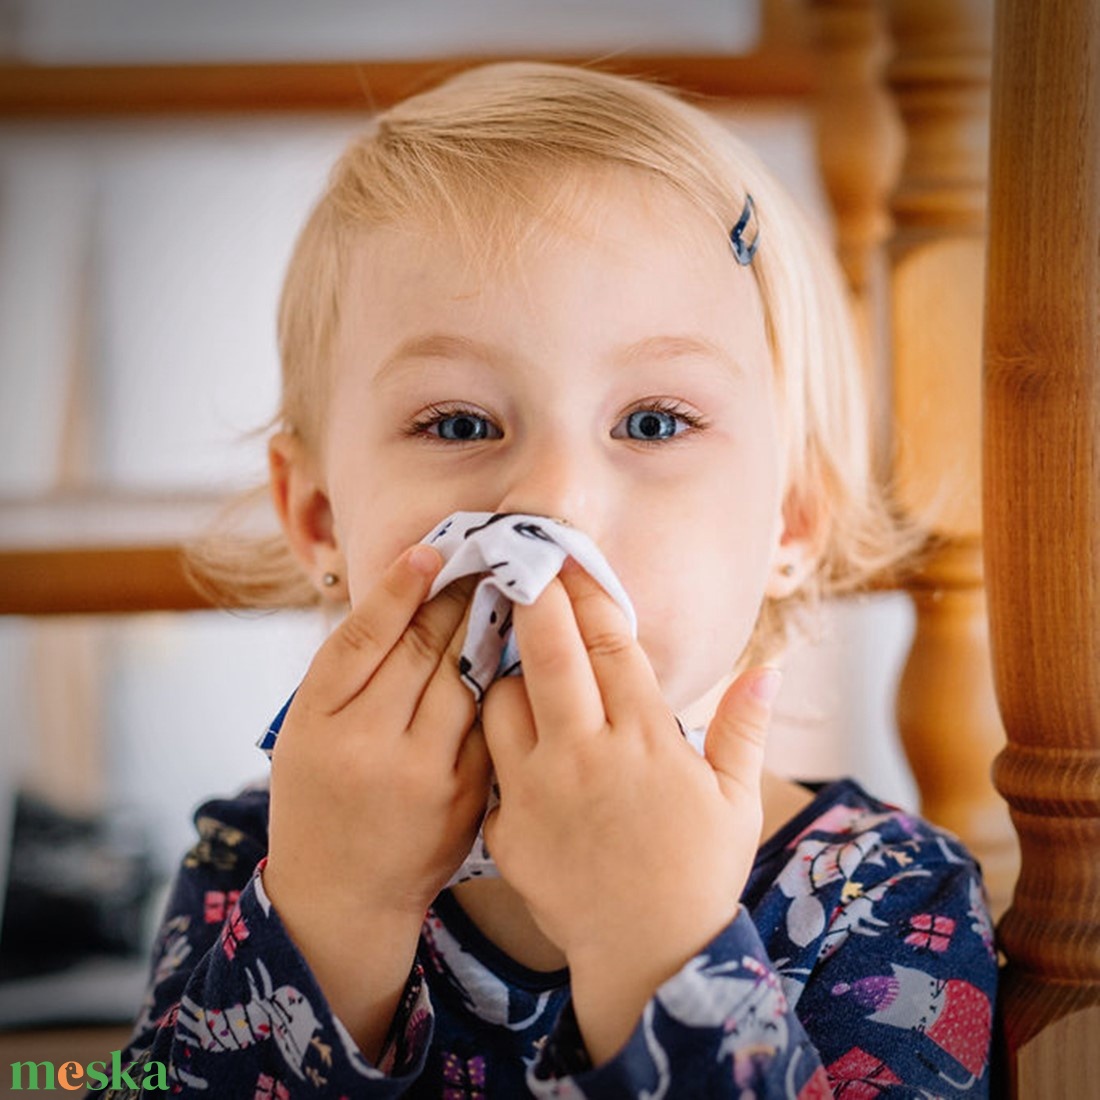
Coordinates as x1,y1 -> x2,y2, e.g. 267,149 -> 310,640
374,331 -> 742,382
615,334 -> 743,374
374,333 -> 497,383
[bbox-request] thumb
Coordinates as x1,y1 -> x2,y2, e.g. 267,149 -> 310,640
704,666 -> 782,801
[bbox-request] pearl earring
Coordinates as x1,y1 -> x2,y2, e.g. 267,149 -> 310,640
322,572 -> 339,588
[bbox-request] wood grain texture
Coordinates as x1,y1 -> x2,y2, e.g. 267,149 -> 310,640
983,0 -> 1100,1093
896,541 -> 1020,907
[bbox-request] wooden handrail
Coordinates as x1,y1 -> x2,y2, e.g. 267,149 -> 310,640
0,51 -> 815,117
0,540 -> 929,617
0,544 -> 210,614
0,494 -> 243,614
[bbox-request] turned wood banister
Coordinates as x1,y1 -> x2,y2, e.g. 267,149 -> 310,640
854,0 -> 1020,920
983,0 -> 1100,1093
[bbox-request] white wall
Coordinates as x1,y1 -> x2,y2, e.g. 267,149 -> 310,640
8,0 -> 760,62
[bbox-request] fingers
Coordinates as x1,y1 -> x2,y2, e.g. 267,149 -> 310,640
365,572 -> 474,725
303,544 -> 444,714
557,559 -> 662,721
405,583 -> 478,749
704,667 -> 781,802
510,576 -> 605,736
480,675 -> 536,778
454,719 -> 492,790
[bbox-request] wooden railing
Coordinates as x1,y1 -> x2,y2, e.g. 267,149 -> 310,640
0,51 -> 813,117
0,494 -> 230,614
983,0 -> 1100,1093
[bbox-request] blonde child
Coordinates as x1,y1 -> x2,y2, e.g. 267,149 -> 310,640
104,63 -> 997,1097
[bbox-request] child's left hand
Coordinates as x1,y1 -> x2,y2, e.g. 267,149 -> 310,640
481,560 -> 779,1066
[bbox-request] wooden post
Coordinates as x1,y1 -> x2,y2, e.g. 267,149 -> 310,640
807,0 -> 903,471
884,0 -> 1018,917
808,0 -> 902,298
983,0 -> 1100,1094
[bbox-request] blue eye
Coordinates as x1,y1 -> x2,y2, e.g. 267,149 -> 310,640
611,401 -> 704,443
409,406 -> 503,442
613,406 -> 702,443
625,410 -> 678,440
436,414 -> 495,441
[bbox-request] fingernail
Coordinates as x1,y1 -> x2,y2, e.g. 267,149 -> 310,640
750,666 -> 783,707
407,544 -> 441,577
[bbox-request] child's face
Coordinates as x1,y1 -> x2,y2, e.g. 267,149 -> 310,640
305,172 -> 801,713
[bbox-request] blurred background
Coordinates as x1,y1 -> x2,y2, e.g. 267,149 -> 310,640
0,0 -> 917,1036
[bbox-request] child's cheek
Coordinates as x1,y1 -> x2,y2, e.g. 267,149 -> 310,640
341,517 -> 440,607
636,569 -> 763,710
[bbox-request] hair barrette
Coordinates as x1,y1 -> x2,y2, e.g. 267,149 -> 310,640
729,193 -> 760,266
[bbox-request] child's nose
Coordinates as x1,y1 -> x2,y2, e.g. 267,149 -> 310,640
495,441 -> 594,532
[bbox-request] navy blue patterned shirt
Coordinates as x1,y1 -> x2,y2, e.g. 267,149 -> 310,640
95,778 -> 997,1097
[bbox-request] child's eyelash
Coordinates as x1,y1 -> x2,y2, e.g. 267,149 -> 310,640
616,398 -> 710,443
624,398 -> 707,429
404,398 -> 708,441
404,403 -> 500,441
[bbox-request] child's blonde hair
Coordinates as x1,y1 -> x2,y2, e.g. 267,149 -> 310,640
190,61 -> 920,665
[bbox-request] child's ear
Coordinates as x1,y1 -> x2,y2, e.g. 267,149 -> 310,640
765,487 -> 824,599
269,431 -> 342,591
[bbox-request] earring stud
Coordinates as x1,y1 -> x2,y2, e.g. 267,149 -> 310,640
779,563 -> 795,578
322,571 -> 339,587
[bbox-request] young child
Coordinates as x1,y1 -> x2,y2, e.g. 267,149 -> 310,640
105,62 -> 997,1097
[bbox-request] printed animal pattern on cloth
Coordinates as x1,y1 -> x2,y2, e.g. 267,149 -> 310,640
95,778 -> 998,1097
422,511 -> 637,702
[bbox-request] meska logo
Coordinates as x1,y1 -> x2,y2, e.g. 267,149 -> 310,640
10,1049 -> 169,1091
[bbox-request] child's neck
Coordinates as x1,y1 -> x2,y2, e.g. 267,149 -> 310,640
448,770 -> 815,974
450,876 -> 568,972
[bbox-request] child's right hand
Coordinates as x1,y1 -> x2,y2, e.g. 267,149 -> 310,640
262,544 -> 489,1058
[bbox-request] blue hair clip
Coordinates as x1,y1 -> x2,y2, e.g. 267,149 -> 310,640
729,194 -> 759,266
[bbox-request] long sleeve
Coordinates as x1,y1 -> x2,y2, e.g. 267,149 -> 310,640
767,798 -> 998,1095
89,788 -> 433,1098
97,778 -> 995,1096
528,910 -> 832,1098
526,782 -> 997,1098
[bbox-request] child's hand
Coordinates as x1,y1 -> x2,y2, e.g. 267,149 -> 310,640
263,544 -> 490,1057
480,560 -> 778,1064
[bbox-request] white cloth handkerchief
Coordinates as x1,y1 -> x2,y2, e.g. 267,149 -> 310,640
424,511 -> 637,702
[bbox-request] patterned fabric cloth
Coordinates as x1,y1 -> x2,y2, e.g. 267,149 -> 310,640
94,778 -> 997,1097
422,512 -> 637,705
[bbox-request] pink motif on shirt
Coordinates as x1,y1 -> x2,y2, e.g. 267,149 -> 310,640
826,1047 -> 902,1097
799,1062 -> 839,1098
905,913 -> 956,953
833,965 -> 991,1082
219,906 -> 250,960
204,890 -> 241,924
925,979 -> 991,1078
254,1071 -> 290,1099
